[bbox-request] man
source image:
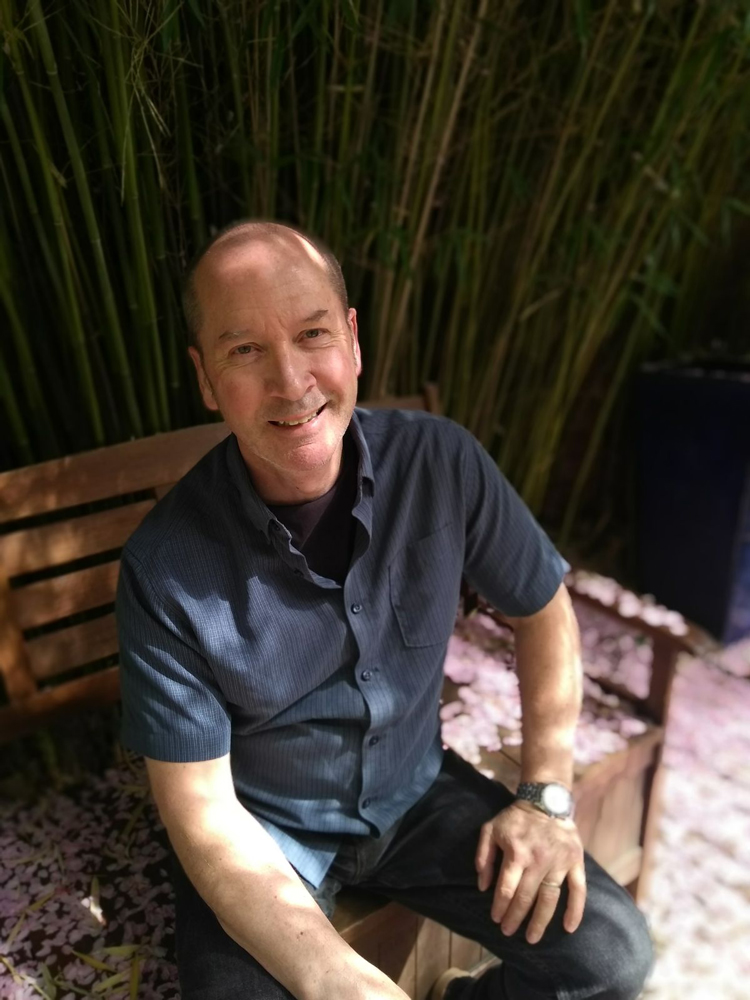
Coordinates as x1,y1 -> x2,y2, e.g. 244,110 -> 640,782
116,220 -> 654,1000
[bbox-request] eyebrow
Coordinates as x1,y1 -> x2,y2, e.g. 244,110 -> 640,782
218,309 -> 329,343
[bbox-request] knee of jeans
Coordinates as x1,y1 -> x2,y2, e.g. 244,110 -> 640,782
607,906 -> 655,1000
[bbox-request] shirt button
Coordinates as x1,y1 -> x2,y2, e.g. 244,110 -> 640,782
351,603 -> 363,614
369,735 -> 380,746
361,670 -> 372,681
362,797 -> 372,809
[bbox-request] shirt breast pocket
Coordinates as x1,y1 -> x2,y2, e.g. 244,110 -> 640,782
388,522 -> 462,648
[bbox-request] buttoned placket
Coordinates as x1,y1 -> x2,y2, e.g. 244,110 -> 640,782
263,438 -> 381,824
344,489 -> 384,820
269,513 -> 380,824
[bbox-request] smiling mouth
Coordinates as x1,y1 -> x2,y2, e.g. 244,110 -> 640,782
268,404 -> 326,427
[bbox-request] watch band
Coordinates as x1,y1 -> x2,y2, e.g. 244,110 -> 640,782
515,781 -> 574,819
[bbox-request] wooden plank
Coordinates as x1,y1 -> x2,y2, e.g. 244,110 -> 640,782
332,891 -> 398,945
0,422 -> 230,523
644,635 -> 680,725
633,751 -> 667,904
0,574 -> 38,702
377,912 -> 419,997
473,747 -> 522,793
0,500 -> 155,578
573,728 -> 662,795
414,919 -> 451,1000
26,613 -> 119,680
13,560 -> 120,631
0,665 -> 120,744
449,932 -> 483,971
568,588 -> 716,659
569,790 -> 602,849
422,384 -> 442,415
351,933 -> 381,969
585,767 -> 646,876
607,846 -> 643,888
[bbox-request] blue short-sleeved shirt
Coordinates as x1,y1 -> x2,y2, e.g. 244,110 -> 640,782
116,408 -> 569,887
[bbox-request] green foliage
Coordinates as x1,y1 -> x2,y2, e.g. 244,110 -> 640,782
1,0 -> 749,538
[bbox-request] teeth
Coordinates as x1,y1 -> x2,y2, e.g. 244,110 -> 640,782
274,407 -> 322,427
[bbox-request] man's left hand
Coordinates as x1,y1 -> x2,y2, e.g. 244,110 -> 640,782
475,800 -> 586,945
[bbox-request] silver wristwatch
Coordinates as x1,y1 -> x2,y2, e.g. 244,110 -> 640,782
515,781 -> 574,820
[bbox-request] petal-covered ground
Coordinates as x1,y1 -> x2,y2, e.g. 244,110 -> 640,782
1,606 -> 748,999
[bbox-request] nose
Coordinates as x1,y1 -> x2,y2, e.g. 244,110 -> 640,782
265,344 -> 316,401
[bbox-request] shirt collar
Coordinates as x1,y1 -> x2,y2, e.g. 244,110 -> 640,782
225,408 -> 374,539
350,407 -> 374,491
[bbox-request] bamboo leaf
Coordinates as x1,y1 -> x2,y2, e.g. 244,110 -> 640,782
129,956 -> 141,1000
5,912 -> 25,947
40,963 -> 57,1000
92,970 -> 129,994
71,951 -> 116,973
28,889 -> 56,912
0,956 -> 24,984
101,945 -> 141,958
726,196 -> 750,217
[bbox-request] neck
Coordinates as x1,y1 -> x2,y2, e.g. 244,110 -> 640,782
241,442 -> 345,505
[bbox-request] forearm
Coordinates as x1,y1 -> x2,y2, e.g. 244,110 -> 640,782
166,800 -> 389,1000
512,585 -> 583,787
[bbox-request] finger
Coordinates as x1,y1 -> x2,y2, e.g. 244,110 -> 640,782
525,876 -> 566,944
475,824 -> 498,892
563,864 -> 587,933
498,869 -> 545,936
490,859 -> 525,925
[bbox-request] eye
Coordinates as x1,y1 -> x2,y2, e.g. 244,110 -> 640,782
304,328 -> 324,339
232,344 -> 255,355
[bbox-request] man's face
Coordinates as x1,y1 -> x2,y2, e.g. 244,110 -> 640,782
188,236 -> 361,499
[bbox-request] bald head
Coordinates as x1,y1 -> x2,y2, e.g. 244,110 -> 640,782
182,221 -> 348,351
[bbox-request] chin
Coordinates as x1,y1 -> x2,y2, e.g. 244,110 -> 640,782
283,440 -> 339,471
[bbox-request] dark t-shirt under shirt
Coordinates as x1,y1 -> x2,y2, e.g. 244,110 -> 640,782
268,431 -> 358,585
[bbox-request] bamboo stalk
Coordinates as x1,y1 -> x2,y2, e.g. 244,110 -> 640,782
0,342 -> 33,465
105,0 -> 169,431
3,9 -> 105,446
375,0 -> 489,397
0,97 -> 65,311
0,244 -> 58,455
220,1 -> 253,212
28,0 -> 144,440
370,1 -> 448,396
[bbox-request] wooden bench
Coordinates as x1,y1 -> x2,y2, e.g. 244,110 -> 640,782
0,386 -> 715,996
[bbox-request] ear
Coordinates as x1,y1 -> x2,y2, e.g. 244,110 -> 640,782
347,307 -> 362,378
188,346 -> 220,412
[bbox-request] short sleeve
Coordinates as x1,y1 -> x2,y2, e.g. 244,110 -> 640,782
116,550 -> 231,761
459,426 -> 570,616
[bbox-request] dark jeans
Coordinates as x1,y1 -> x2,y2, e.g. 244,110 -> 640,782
171,749 -> 655,1000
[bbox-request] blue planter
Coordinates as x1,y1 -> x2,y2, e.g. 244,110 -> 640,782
635,361 -> 750,646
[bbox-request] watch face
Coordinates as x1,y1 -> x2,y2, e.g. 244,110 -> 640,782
541,783 -> 571,816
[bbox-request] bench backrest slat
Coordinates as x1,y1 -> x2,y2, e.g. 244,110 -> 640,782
0,423 -> 230,524
0,501 -> 155,578
12,561 -> 121,632
27,613 -> 119,681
